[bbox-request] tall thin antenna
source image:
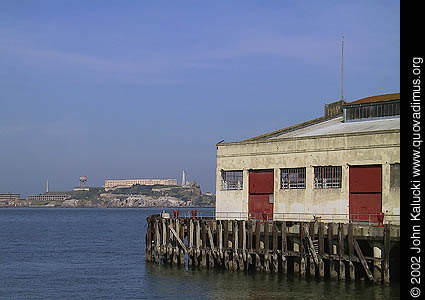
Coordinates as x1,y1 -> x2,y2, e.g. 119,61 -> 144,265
341,35 -> 344,101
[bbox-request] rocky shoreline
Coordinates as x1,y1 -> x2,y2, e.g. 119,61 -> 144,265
1,202 -> 215,208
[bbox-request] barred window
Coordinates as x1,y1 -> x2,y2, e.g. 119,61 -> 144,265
281,168 -> 306,189
390,163 -> 400,188
221,171 -> 243,190
314,166 -> 342,189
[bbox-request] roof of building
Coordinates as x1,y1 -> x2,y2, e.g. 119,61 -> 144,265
223,93 -> 400,145
268,116 -> 399,139
347,93 -> 400,105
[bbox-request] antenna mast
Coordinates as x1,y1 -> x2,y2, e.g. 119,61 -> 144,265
341,35 -> 344,101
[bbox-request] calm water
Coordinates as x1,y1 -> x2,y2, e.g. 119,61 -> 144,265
0,208 -> 400,299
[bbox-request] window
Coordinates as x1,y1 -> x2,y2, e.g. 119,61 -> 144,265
281,168 -> 306,189
344,100 -> 400,122
390,163 -> 400,188
314,166 -> 342,189
221,171 -> 243,190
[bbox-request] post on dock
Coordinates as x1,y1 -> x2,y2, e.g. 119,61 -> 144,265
348,222 -> 355,280
281,221 -> 287,274
338,223 -> 345,280
328,223 -> 338,279
383,224 -> 391,285
146,216 -> 153,262
318,222 -> 325,278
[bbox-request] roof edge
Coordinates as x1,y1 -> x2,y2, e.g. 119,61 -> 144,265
217,128 -> 400,147
347,92 -> 400,105
239,115 -> 332,143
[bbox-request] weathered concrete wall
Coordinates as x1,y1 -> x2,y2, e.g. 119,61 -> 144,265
216,130 -> 400,223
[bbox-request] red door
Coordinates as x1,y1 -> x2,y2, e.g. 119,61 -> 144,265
248,170 -> 274,220
349,165 -> 382,223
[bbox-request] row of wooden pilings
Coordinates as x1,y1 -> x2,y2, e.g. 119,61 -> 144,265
145,215 -> 399,285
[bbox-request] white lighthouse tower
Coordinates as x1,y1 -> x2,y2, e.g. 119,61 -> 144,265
182,170 -> 186,186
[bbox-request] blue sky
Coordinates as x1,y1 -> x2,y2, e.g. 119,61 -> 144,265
0,1 -> 400,196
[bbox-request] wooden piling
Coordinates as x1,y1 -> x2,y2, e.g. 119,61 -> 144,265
255,221 -> 262,272
255,220 -> 261,251
308,222 -> 316,277
179,219 -> 185,265
233,221 -> 238,271
328,223 -> 337,279
247,220 -> 253,251
241,221 -> 246,270
171,219 -> 177,265
272,222 -> 278,273
383,224 -> 391,285
299,222 -> 306,278
272,222 -> 278,252
188,219 -> 194,266
201,221 -> 207,268
348,223 -> 355,280
195,220 -> 201,266
154,219 -> 160,263
216,221 -> 223,266
318,222 -> 325,278
264,221 -> 270,273
354,238 -> 375,282
146,215 -> 399,284
338,223 -> 345,280
234,221 -> 239,251
223,220 -> 229,269
146,217 -> 153,262
224,220 -> 229,250
281,221 -> 287,274
208,220 -> 215,268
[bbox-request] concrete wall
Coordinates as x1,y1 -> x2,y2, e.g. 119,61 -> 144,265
216,130 -> 400,223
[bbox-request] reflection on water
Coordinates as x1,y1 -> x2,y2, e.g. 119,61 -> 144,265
145,257 -> 400,300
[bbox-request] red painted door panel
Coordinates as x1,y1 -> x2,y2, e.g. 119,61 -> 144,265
349,194 -> 381,222
248,194 -> 273,220
248,170 -> 274,220
349,165 -> 382,223
249,171 -> 274,194
349,165 -> 382,193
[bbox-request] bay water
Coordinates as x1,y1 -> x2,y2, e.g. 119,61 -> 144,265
0,208 -> 400,299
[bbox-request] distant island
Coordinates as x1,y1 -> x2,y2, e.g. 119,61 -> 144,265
1,184 -> 215,208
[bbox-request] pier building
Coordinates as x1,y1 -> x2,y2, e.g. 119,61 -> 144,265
215,93 -> 400,224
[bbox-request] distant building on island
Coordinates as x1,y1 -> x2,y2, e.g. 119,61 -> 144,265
181,170 -> 199,188
0,193 -> 20,205
27,193 -> 70,202
73,176 -> 90,192
27,180 -> 71,202
104,178 -> 177,191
